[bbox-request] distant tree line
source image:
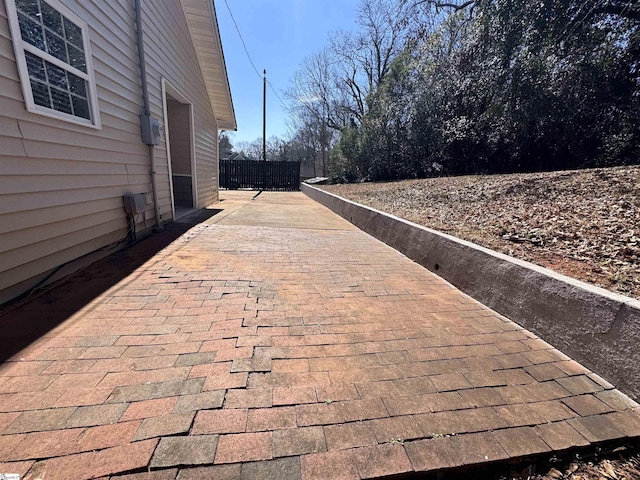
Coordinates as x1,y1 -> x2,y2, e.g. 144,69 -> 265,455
284,0 -> 640,182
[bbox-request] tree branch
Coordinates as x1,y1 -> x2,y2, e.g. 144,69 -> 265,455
406,0 -> 476,11
591,4 -> 640,21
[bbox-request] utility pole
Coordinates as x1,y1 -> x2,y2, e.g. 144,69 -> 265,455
321,101 -> 327,177
263,70 -> 266,162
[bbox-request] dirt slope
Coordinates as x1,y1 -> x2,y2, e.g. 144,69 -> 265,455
322,166 -> 640,300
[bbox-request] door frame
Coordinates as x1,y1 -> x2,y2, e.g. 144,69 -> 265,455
161,78 -> 197,219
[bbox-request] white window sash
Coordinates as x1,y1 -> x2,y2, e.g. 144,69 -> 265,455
22,42 -> 91,81
4,0 -> 101,129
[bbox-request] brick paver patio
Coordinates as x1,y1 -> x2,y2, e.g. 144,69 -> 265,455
1,191 -> 639,479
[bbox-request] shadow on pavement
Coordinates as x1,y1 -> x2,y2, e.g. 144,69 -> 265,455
0,208 -> 222,364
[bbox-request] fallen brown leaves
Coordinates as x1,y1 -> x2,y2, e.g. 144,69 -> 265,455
322,165 -> 640,300
534,448 -> 640,480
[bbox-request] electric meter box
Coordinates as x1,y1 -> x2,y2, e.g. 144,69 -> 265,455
140,114 -> 164,145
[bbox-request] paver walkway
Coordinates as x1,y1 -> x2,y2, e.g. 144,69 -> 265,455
0,191 -> 639,480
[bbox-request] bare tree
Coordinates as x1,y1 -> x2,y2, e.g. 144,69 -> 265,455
287,0 -> 415,127
404,0 -> 477,11
285,0 -> 416,176
286,48 -> 340,175
327,0 -> 411,122
218,131 -> 233,159
234,139 -> 263,160
404,0 -> 640,21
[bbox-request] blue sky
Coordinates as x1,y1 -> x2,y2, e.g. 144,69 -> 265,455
215,0 -> 360,145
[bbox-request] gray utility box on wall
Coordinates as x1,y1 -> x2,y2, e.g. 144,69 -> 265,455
140,114 -> 164,145
123,193 -> 145,215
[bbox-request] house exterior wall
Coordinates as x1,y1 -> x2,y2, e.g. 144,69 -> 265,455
0,0 -> 221,304
141,0 -> 219,208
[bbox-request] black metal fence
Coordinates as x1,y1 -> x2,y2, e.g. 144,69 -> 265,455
219,160 -> 300,191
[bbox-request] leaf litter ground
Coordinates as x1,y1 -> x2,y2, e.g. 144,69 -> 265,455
323,166 -> 640,300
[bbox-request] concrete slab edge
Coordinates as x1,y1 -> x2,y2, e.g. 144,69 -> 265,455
302,183 -> 640,401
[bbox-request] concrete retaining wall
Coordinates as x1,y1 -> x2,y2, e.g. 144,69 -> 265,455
302,183 -> 640,401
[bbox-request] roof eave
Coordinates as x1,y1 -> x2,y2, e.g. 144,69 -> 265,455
181,0 -> 237,131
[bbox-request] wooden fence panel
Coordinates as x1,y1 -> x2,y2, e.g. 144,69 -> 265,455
220,160 -> 300,191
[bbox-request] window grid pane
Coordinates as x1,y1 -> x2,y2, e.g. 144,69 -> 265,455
30,78 -> 52,109
67,72 -> 86,96
45,29 -> 68,64
41,1 -> 63,35
71,96 -> 90,119
50,86 -> 73,114
67,45 -> 86,72
45,62 -> 68,90
18,12 -> 45,50
16,0 -> 86,72
16,0 -> 40,18
25,51 -> 91,120
63,17 -> 83,48
25,51 -> 46,81
16,0 -> 92,121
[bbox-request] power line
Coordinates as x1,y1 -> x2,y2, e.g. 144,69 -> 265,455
223,0 -> 261,79
222,0 -> 289,112
267,80 -> 289,110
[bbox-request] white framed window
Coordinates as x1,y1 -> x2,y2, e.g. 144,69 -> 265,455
5,0 -> 101,128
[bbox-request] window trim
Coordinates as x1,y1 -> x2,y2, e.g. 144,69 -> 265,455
5,0 -> 101,129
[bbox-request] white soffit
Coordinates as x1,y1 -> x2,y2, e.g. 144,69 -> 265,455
181,0 -> 237,130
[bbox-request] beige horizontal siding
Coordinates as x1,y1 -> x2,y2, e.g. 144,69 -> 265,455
1,218 -> 126,277
0,227 -> 124,293
0,174 -> 154,195
2,154 -> 149,174
0,0 -> 223,303
1,209 -> 126,257
0,185 -> 150,216
2,197 -> 126,234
